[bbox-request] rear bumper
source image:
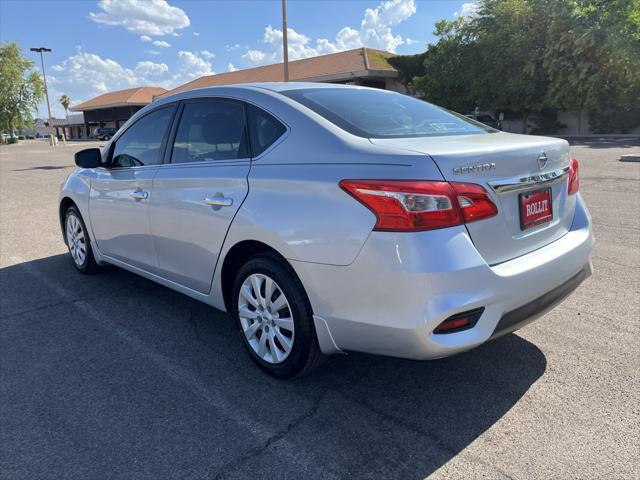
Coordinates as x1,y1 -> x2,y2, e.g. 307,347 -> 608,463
292,194 -> 594,359
490,265 -> 590,340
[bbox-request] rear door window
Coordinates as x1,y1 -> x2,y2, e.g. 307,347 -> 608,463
171,100 -> 248,163
247,104 -> 286,157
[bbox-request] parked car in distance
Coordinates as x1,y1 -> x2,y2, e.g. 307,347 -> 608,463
60,83 -> 593,378
95,127 -> 117,141
465,112 -> 501,130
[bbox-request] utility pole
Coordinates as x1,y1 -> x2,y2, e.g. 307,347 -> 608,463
282,0 -> 289,81
30,47 -> 55,146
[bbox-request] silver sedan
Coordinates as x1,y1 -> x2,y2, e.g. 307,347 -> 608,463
59,83 -> 594,377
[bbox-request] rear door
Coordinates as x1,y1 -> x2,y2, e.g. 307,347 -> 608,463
89,105 -> 176,271
148,98 -> 252,294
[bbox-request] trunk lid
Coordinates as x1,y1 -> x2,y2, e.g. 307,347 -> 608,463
370,132 -> 575,265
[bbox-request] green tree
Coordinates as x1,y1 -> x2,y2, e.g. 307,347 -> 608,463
397,18 -> 481,113
468,0 -> 551,132
386,51 -> 428,91
543,0 -> 640,133
59,94 -> 71,120
390,0 -> 640,134
0,42 -> 43,139
391,0 -> 552,131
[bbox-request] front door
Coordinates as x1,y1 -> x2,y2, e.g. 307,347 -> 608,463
149,99 -> 251,293
89,105 -> 176,271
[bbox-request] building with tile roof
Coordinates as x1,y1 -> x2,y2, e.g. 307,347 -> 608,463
158,47 -> 404,98
67,49 -> 404,138
70,86 -> 167,137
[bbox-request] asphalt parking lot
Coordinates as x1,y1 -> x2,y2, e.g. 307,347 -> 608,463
1,138 -> 639,479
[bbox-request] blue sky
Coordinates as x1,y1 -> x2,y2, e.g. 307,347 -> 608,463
0,0 -> 472,117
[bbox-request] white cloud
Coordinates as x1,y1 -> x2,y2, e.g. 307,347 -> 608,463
140,35 -> 152,42
200,50 -> 215,59
89,0 -> 190,36
45,51 -> 141,116
334,27 -> 361,50
145,49 -> 161,55
241,49 -> 267,64
45,49 -> 214,117
173,50 -> 214,83
240,0 -> 416,66
454,2 -> 479,18
193,32 -> 200,36
226,43 -> 242,51
134,60 -> 169,77
241,25 -> 338,66
152,40 -> 171,48
358,0 -> 416,51
228,63 -> 238,72
50,51 -> 138,95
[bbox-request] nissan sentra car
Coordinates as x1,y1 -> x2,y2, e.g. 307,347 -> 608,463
59,83 -> 594,378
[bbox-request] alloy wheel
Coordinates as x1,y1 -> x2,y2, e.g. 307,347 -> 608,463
238,273 -> 295,364
66,213 -> 86,266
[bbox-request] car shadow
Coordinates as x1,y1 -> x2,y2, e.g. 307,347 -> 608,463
1,254 -> 547,479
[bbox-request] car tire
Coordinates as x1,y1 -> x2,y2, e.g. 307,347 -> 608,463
231,253 -> 325,378
64,205 -> 99,274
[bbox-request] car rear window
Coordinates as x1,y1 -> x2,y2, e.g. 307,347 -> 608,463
247,104 -> 286,157
281,88 -> 494,138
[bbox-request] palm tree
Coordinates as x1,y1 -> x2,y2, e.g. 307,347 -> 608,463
59,94 -> 71,120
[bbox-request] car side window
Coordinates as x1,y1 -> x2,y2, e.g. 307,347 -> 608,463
111,106 -> 175,168
247,104 -> 286,157
171,100 -> 248,163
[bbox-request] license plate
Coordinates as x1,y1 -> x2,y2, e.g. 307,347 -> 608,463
519,188 -> 552,230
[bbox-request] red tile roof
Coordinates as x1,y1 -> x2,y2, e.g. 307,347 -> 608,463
70,86 -> 168,111
160,48 -> 397,97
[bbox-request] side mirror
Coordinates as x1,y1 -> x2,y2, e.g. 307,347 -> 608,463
74,148 -> 102,168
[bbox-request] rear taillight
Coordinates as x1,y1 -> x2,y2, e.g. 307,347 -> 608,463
450,182 -> 499,223
568,158 -> 579,195
339,180 -> 497,232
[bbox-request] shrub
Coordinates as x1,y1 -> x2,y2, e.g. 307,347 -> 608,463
530,110 -> 566,135
589,107 -> 640,134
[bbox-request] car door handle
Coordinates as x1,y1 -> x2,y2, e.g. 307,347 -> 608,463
130,189 -> 149,200
204,196 -> 233,207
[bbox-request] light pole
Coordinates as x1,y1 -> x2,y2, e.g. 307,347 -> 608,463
30,47 -> 55,146
282,0 -> 289,81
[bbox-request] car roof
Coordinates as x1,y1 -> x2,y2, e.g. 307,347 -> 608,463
150,81 -> 390,111
244,82 -> 359,92
120,82 -> 373,140
162,81 -> 374,99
